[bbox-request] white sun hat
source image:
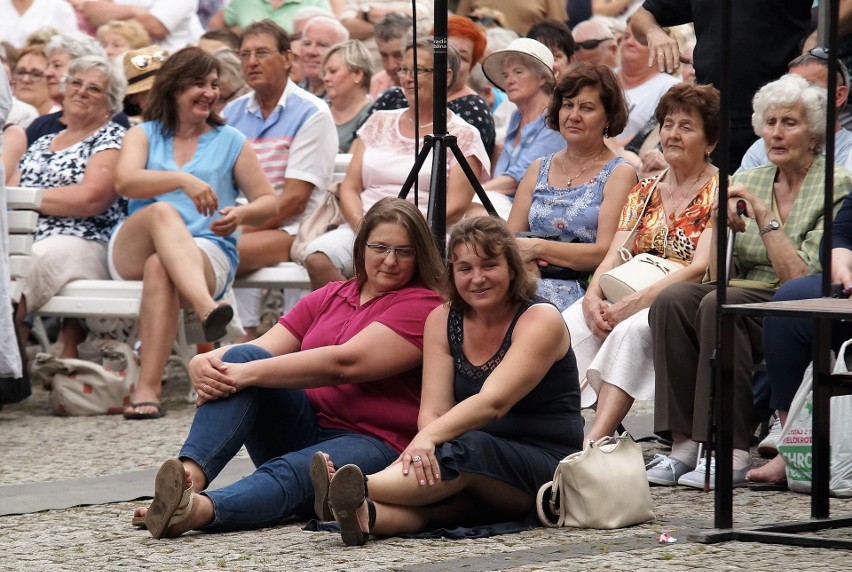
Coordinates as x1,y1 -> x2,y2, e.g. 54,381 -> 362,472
481,37 -> 555,91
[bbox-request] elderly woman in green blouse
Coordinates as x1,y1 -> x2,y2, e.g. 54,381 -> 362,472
646,74 -> 852,489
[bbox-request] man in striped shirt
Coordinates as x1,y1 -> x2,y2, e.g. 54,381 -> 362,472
224,19 -> 338,339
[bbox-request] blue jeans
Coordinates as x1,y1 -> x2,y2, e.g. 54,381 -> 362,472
179,344 -> 399,532
763,275 -> 852,411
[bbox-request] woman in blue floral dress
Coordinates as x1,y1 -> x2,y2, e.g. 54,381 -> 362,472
508,64 -> 637,310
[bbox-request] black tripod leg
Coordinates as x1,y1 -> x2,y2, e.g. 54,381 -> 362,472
447,139 -> 497,217
398,137 -> 437,203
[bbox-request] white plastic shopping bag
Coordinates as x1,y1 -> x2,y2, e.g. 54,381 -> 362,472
777,338 -> 852,496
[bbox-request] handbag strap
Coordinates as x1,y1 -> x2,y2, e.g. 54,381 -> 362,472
617,169 -> 667,262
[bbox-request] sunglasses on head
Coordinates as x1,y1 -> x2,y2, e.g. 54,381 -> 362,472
575,38 -> 612,51
130,51 -> 168,70
789,47 -> 850,88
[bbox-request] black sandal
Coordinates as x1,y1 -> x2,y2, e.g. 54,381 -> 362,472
328,464 -> 376,546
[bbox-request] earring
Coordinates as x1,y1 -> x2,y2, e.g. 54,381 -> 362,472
604,126 -> 609,138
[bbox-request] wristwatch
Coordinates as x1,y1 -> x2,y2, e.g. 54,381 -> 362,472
361,5 -> 372,22
760,219 -> 781,236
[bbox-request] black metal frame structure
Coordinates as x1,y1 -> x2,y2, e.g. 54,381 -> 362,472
693,0 -> 852,549
396,1 -> 496,253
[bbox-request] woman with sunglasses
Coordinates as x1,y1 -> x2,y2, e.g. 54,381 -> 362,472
10,55 -> 127,360
121,46 -> 169,124
131,198 -> 444,538
303,37 -> 490,290
111,47 -> 277,420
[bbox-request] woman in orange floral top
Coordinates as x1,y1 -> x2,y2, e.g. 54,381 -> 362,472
561,83 -> 720,441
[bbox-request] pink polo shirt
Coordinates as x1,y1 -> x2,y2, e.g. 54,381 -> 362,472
279,280 -> 442,452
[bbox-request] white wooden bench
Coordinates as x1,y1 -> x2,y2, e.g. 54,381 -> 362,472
6,186 -> 43,306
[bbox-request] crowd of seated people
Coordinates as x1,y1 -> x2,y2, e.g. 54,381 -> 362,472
4,2 -> 852,544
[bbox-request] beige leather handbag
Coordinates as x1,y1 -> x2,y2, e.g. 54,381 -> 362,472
536,433 -> 655,529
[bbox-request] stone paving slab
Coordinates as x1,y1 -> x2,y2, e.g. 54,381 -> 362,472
3,368 -> 852,570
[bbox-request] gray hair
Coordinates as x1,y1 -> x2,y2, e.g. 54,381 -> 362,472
291,6 -> 334,30
406,36 -> 461,91
212,48 -> 245,97
322,40 -> 374,87
468,63 -> 488,92
303,15 -> 350,43
485,27 -> 519,53
374,13 -> 413,43
752,73 -> 828,154
64,55 -> 127,116
571,19 -> 615,41
46,31 -> 105,60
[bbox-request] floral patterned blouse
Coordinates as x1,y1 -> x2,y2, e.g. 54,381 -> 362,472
618,169 -> 718,264
18,121 -> 126,243
529,154 -> 628,310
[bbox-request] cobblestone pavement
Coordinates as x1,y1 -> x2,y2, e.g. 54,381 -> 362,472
2,369 -> 852,571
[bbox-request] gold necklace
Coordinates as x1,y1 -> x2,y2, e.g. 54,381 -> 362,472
406,112 -> 433,130
667,165 -> 706,220
560,148 -> 605,187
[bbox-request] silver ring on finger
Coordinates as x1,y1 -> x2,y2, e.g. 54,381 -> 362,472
203,384 -> 208,391
412,455 -> 422,462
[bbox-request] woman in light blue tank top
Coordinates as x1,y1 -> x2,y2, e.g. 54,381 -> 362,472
109,47 -> 276,420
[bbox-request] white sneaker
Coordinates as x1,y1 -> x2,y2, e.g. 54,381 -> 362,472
758,417 -> 782,458
677,457 -> 754,490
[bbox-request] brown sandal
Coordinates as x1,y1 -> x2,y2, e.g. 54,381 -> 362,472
145,459 -> 194,539
309,451 -> 334,521
328,464 -> 376,546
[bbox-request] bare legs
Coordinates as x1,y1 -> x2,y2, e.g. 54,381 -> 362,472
132,458 -> 210,529
330,459 -> 533,539
236,229 -> 293,274
586,382 -> 635,442
304,252 -> 345,291
112,203 -> 219,416
746,411 -> 790,483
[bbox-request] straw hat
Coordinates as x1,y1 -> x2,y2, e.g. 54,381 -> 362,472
124,45 -> 169,95
481,37 -> 554,91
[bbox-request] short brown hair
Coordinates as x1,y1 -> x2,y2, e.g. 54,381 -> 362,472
654,82 -> 721,146
240,19 -> 291,53
445,216 -> 537,311
144,46 -> 224,134
352,198 -> 445,293
546,62 -> 628,135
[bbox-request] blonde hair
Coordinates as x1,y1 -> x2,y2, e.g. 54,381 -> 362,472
96,20 -> 151,51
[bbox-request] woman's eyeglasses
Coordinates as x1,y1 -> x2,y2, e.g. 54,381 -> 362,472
67,78 -> 105,96
575,38 -> 612,51
394,66 -> 434,77
130,51 -> 168,70
366,243 -> 416,259
12,68 -> 45,81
